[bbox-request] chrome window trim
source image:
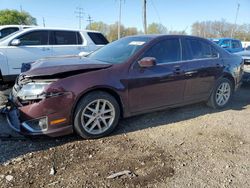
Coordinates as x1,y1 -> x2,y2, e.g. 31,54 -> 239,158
157,56 -> 220,66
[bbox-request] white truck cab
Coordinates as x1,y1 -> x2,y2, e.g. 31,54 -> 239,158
0,27 -> 108,83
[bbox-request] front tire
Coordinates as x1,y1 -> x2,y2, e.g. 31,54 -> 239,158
74,91 -> 120,139
207,78 -> 233,109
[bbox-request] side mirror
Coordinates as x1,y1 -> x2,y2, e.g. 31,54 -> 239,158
138,57 -> 156,68
10,39 -> 21,46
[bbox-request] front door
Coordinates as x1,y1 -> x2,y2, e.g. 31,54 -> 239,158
4,30 -> 52,75
128,38 -> 187,113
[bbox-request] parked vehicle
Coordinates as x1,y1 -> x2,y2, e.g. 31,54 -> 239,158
235,49 -> 250,82
0,27 -> 108,83
6,35 -> 243,139
211,38 -> 244,53
0,25 -> 35,39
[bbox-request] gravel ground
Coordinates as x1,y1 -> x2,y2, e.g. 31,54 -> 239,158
0,85 -> 249,187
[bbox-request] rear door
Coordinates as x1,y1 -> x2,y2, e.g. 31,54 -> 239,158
231,40 -> 243,53
128,37 -> 187,112
182,37 -> 223,102
4,30 -> 52,75
51,30 -> 83,56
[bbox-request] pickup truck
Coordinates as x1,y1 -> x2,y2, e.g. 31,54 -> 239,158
211,38 -> 244,53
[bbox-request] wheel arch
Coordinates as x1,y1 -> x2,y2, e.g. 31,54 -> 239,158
71,87 -> 124,125
221,73 -> 235,90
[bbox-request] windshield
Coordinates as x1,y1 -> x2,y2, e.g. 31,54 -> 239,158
88,36 -> 151,64
212,40 -> 220,44
0,30 -> 20,42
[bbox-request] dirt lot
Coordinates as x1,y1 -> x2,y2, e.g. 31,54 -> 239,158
0,85 -> 249,188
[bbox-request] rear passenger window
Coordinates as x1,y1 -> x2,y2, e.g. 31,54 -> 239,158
17,31 -> 49,46
232,40 -> 241,48
87,32 -> 109,45
143,38 -> 181,64
54,31 -> 77,45
186,39 -> 218,60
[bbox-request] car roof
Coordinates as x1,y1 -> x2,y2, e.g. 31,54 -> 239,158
212,38 -> 241,41
0,25 -> 36,29
17,27 -> 103,33
124,34 -> 209,41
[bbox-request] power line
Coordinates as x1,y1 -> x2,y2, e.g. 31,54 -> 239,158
75,7 -> 85,29
86,15 -> 93,28
149,0 -> 162,25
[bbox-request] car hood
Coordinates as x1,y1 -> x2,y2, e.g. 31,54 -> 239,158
235,50 -> 250,57
25,56 -> 112,78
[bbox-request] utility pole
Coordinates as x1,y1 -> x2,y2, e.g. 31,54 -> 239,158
75,7 -> 85,29
143,0 -> 147,34
231,3 -> 240,38
42,17 -> 46,27
118,0 -> 122,39
20,5 -> 23,12
86,15 -> 93,29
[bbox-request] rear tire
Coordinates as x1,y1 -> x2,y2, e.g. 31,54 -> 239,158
207,78 -> 233,109
74,91 -> 120,139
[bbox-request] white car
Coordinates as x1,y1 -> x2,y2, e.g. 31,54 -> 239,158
0,25 -> 35,39
0,27 -> 108,83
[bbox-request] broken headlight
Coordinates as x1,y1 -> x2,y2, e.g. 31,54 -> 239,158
17,82 -> 51,100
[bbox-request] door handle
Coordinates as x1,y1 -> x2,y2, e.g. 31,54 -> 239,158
42,47 -> 50,51
216,63 -> 222,68
78,46 -> 86,50
184,71 -> 197,76
173,66 -> 181,74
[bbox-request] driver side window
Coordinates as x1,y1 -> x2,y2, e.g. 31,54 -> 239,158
143,38 -> 181,64
17,31 -> 49,46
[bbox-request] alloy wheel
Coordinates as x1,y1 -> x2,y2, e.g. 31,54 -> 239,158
215,82 -> 231,106
80,99 -> 115,135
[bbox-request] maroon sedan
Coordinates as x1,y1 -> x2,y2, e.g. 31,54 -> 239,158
6,35 -> 243,139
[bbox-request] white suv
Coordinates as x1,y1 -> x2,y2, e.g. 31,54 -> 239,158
0,25 -> 35,39
0,27 -> 109,83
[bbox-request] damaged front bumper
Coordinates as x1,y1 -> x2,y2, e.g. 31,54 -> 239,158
4,92 -> 74,137
243,64 -> 250,82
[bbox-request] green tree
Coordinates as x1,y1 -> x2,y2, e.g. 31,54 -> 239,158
107,22 -> 125,41
147,22 -> 168,34
124,27 -> 138,36
86,21 -> 109,35
0,9 -> 37,25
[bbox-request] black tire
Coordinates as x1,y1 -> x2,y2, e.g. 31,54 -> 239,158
207,78 -> 233,109
74,91 -> 120,139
